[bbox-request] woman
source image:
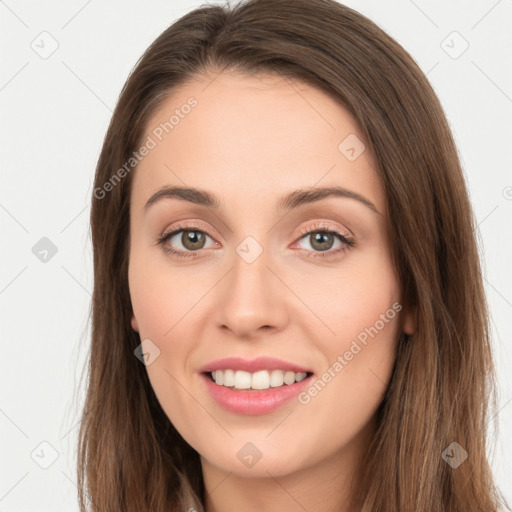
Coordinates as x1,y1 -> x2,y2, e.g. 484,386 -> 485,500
78,0 -> 509,510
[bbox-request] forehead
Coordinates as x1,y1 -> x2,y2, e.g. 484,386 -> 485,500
131,70 -> 384,215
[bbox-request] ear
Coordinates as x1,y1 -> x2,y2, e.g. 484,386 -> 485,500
402,306 -> 417,335
131,313 -> 139,332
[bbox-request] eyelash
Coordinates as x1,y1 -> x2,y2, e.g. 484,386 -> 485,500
156,221 -> 355,260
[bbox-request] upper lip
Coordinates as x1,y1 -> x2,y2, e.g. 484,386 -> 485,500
199,356 -> 313,374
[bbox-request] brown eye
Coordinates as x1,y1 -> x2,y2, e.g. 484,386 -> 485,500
294,224 -> 355,260
158,226 -> 217,258
308,232 -> 335,252
180,230 -> 207,251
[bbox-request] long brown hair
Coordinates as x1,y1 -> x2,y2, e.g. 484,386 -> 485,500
78,0 -> 509,510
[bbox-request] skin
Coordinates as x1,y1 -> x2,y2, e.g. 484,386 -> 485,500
128,70 -> 416,512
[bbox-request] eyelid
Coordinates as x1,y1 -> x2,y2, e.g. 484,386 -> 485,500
296,221 -> 353,241
160,219 -> 219,241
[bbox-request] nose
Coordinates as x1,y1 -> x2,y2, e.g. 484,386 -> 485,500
212,243 -> 290,339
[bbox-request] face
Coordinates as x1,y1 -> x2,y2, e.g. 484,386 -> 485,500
128,70 -> 415,479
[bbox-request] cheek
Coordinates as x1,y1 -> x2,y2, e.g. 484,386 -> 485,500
128,257 -> 197,427
295,249 -> 401,349
128,251 -> 201,380
295,246 -> 402,408
128,250 -> 196,339
295,277 -> 401,451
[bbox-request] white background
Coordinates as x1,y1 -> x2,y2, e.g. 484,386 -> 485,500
1,0 -> 511,510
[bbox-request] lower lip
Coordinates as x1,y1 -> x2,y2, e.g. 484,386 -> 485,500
201,373 -> 312,415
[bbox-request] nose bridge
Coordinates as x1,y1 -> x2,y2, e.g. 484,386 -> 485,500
213,233 -> 288,336
232,235 -> 270,297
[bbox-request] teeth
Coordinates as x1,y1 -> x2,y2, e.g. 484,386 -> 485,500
210,369 -> 309,390
213,370 -> 223,385
284,371 -> 296,385
234,370 -> 252,389
270,369 -> 284,387
251,370 -> 270,390
223,369 -> 235,387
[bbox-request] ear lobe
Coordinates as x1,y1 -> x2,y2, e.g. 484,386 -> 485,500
131,314 -> 139,332
403,306 -> 417,335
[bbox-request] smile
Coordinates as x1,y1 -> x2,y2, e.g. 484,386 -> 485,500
209,369 -> 310,390
200,363 -> 314,415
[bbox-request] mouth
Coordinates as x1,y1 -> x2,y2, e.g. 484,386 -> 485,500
199,358 -> 315,415
205,369 -> 314,391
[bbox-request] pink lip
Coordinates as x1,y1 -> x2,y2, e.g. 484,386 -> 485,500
199,356 -> 312,374
201,373 -> 313,415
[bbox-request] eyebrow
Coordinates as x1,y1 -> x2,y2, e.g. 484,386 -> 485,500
144,185 -> 380,214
